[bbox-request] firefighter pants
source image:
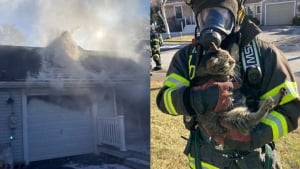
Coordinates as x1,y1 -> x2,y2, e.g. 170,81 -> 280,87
184,130 -> 281,169
184,131 -> 282,169
151,46 -> 161,68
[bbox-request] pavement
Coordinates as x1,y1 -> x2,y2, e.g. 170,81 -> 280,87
24,148 -> 149,169
151,26 -> 300,84
25,154 -> 133,169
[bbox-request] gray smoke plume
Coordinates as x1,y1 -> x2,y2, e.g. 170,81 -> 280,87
0,24 -> 26,45
27,31 -> 112,89
3,0 -> 151,85
0,0 -> 149,55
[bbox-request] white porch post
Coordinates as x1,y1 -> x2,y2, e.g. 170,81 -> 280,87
113,88 -> 118,116
113,87 -> 126,151
91,96 -> 98,154
118,115 -> 126,151
21,90 -> 29,165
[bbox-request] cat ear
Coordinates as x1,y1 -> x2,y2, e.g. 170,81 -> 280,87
210,42 -> 218,51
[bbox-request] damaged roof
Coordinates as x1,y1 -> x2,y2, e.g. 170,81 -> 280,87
0,45 -> 42,81
0,45 -> 147,88
0,31 -> 147,88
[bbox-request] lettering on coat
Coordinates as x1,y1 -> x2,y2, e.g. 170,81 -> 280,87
243,43 -> 257,66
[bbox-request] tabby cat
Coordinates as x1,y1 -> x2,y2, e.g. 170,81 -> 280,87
195,42 -> 285,136
195,42 -> 237,83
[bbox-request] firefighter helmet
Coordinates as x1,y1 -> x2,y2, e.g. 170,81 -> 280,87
184,0 -> 246,25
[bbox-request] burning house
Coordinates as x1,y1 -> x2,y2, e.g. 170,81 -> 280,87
0,32 -> 150,166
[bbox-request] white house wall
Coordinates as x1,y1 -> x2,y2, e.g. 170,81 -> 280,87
0,89 -> 23,162
165,1 -> 195,24
96,87 -> 116,117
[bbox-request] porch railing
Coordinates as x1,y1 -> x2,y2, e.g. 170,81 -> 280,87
97,115 -> 126,151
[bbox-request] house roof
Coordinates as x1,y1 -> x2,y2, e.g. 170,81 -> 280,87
0,35 -> 147,88
0,45 -> 42,82
245,0 -> 262,4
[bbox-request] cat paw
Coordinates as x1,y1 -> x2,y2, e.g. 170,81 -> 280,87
261,97 -> 276,110
272,87 -> 287,105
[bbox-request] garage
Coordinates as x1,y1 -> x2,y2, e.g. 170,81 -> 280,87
27,95 -> 94,162
265,1 -> 295,25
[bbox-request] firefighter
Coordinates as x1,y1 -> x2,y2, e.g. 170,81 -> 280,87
150,26 -> 163,71
156,0 -> 300,168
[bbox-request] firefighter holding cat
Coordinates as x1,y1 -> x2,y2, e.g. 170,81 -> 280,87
156,0 -> 300,168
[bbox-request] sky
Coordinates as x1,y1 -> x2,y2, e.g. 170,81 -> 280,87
0,0 -> 149,51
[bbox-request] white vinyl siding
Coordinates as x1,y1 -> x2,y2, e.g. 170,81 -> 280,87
0,89 -> 23,162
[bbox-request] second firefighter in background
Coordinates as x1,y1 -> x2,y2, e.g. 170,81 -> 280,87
150,26 -> 163,71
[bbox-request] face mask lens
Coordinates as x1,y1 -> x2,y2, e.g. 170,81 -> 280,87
198,7 -> 234,35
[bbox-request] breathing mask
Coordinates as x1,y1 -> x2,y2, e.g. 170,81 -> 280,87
197,7 -> 235,50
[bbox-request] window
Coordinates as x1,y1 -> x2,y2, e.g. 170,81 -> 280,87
174,6 -> 183,19
246,6 -> 254,16
256,5 -> 261,14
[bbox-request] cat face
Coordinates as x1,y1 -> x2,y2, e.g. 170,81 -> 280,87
198,42 -> 236,77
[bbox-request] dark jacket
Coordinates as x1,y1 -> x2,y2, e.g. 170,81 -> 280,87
156,19 -> 300,150
150,31 -> 163,48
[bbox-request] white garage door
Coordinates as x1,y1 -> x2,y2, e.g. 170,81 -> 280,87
266,2 -> 295,25
27,96 -> 93,162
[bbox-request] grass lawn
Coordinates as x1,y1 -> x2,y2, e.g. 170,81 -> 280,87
163,35 -> 194,44
151,80 -> 300,169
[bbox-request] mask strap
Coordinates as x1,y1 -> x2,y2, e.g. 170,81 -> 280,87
237,4 -> 245,24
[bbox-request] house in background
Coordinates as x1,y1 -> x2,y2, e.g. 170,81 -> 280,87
164,0 -> 300,34
245,0 -> 300,25
164,0 -> 195,33
0,32 -> 150,167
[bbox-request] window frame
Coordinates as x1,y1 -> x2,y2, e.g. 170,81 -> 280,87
174,5 -> 183,19
256,5 -> 261,14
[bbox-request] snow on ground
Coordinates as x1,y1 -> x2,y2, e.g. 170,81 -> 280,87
64,163 -> 133,169
161,44 -> 184,50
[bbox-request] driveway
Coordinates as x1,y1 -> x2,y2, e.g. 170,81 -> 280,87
25,154 -> 133,169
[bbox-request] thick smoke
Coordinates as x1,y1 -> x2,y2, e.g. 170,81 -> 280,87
1,0 -> 150,103
1,0 -> 150,81
0,0 -> 149,58
26,31 -> 112,89
0,24 -> 26,45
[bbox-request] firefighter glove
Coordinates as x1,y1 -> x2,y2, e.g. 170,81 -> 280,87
189,79 -> 238,114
